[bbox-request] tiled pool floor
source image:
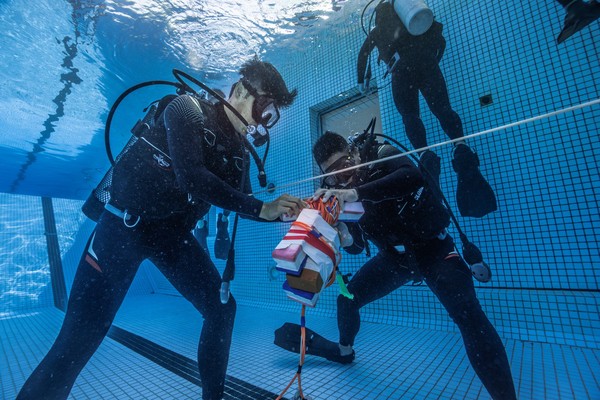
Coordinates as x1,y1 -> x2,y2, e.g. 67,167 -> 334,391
2,294 -> 598,399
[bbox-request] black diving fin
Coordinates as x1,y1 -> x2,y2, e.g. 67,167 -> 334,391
274,322 -> 354,364
452,144 -> 497,218
557,1 -> 600,44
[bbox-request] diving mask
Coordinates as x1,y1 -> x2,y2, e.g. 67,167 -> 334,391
241,79 -> 280,129
323,153 -> 358,188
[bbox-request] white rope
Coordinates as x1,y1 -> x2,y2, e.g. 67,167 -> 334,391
252,98 -> 600,196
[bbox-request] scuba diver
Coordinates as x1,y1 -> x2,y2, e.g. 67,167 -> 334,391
356,1 -> 497,218
556,0 -> 600,44
275,131 -> 516,400
16,57 -> 305,400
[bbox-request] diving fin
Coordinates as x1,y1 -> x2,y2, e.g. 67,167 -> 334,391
452,144 -> 497,218
557,1 -> 600,44
274,322 -> 355,364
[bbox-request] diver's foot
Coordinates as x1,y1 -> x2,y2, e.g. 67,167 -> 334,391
322,349 -> 355,364
305,333 -> 355,364
452,143 -> 497,218
558,0 -> 600,44
326,344 -> 356,364
452,143 -> 479,176
273,323 -> 355,365
327,350 -> 356,364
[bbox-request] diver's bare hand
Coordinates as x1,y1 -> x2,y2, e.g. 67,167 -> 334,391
260,194 -> 307,221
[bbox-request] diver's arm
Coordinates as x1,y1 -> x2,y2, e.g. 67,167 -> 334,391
164,95 -> 264,218
237,168 -> 271,221
430,21 -> 446,62
355,146 -> 424,202
357,30 -> 377,85
232,166 -> 296,222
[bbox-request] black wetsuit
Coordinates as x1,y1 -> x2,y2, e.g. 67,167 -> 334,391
357,3 -> 463,149
17,95 -> 264,400
337,144 -> 517,400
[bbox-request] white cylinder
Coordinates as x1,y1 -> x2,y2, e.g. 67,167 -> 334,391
392,0 -> 434,36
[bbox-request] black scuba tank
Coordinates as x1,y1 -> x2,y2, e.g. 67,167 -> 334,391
81,99 -> 163,222
83,92 -> 249,223
105,94 -> 246,222
82,94 -> 192,222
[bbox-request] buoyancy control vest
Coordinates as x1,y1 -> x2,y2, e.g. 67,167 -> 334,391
103,94 -> 247,222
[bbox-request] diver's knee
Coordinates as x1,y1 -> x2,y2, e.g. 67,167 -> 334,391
434,107 -> 459,124
401,113 -> 421,125
447,300 -> 487,328
206,295 -> 236,324
222,296 -> 237,319
337,293 -> 359,312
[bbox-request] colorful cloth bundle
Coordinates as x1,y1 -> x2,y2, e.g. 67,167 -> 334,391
273,206 -> 341,307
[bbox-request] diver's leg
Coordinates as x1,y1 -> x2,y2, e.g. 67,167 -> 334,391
152,230 -> 235,400
16,214 -> 145,400
420,62 -> 463,141
339,248 -> 415,347
391,67 -> 428,149
417,237 -> 516,400
420,61 -> 497,217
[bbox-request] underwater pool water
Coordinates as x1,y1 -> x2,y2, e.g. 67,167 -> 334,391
1,0 -> 599,399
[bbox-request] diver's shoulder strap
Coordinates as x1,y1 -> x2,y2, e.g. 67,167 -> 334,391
193,97 -> 220,148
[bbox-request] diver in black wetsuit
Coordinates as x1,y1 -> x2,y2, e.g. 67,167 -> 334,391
16,58 -> 303,400
310,131 -> 516,400
356,1 -> 497,219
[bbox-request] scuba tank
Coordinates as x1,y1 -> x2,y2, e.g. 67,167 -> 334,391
390,0 -> 433,36
81,103 -> 159,222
